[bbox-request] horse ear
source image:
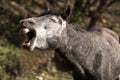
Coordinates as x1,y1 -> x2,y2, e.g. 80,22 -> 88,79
61,5 -> 71,19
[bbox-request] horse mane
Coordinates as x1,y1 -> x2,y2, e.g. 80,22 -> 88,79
67,23 -> 86,33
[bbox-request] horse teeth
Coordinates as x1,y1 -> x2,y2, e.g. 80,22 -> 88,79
22,42 -> 30,46
23,28 -> 30,34
26,42 -> 31,46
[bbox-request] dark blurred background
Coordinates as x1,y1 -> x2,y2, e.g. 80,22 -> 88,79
0,0 -> 120,80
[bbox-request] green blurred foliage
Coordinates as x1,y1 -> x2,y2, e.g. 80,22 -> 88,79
0,42 -> 20,79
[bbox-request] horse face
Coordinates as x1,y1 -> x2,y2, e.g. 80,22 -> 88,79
20,15 -> 66,51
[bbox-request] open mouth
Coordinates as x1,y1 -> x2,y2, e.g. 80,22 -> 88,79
20,27 -> 36,47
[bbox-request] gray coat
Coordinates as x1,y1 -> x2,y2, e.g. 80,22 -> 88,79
55,24 -> 120,80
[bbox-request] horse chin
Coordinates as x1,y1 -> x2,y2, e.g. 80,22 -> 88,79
35,42 -> 48,51
29,37 -> 37,51
29,44 -> 48,51
35,46 -> 49,51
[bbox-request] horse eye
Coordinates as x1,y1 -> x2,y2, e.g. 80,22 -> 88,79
50,19 -> 57,23
44,26 -> 48,29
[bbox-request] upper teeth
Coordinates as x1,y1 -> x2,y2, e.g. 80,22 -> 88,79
23,28 -> 30,34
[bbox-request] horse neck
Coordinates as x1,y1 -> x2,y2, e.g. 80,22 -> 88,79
56,23 -> 86,50
66,23 -> 87,40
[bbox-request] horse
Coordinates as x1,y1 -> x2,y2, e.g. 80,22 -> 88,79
20,6 -> 120,80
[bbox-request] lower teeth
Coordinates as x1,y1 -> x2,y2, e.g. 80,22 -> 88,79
27,42 -> 31,46
22,41 -> 30,46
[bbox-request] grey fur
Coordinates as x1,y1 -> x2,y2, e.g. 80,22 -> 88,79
61,24 -> 120,80
21,14 -> 120,80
